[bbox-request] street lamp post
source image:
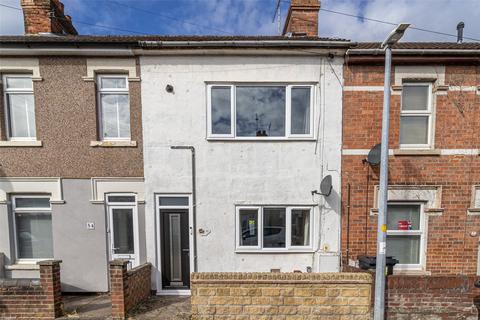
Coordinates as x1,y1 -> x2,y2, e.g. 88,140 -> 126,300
373,23 -> 410,320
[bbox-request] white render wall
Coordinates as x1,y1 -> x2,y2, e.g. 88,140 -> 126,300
140,55 -> 343,289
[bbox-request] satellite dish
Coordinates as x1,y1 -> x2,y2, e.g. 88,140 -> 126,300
320,175 -> 333,197
366,143 -> 381,166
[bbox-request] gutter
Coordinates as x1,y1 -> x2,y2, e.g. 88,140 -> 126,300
0,47 -> 136,56
139,40 -> 352,48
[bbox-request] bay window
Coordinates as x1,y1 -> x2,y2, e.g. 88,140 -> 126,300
399,83 -> 433,149
236,206 -> 313,251
97,75 -> 131,141
208,84 -> 314,139
2,75 -> 36,140
12,195 -> 53,261
386,203 -> 425,270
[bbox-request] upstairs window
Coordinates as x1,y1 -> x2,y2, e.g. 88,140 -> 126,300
399,83 -> 433,149
97,75 -> 131,141
208,84 -> 314,139
2,75 -> 36,140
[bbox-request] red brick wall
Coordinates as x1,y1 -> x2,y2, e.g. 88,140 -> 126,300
342,267 -> 480,319
0,260 -> 63,319
342,62 -> 480,275
386,275 -> 478,319
110,260 -> 152,320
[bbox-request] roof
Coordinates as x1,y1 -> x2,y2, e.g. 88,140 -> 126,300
352,42 -> 480,50
0,35 -> 349,45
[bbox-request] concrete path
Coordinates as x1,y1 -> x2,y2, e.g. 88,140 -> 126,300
60,294 -> 191,320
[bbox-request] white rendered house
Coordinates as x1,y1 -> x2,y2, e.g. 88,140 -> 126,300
139,36 -> 348,293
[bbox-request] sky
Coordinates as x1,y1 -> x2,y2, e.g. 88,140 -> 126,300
0,0 -> 479,42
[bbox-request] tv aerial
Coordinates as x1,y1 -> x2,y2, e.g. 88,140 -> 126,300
311,175 -> 332,197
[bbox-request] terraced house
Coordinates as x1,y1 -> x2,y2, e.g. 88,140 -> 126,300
0,0 -> 146,293
342,42 -> 480,276
0,0 -> 349,295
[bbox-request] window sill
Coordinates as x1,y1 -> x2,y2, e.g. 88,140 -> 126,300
207,137 -> 316,142
393,269 -> 430,276
0,140 -> 42,147
5,264 -> 40,271
90,140 -> 137,147
393,149 -> 441,156
235,249 -> 315,254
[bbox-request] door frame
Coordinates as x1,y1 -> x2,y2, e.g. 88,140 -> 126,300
155,193 -> 193,295
106,193 -> 140,268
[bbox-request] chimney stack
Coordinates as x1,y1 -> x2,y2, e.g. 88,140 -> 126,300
282,0 -> 320,37
20,0 -> 78,35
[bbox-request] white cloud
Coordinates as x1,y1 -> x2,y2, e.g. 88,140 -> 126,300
0,0 -> 24,35
1,0 -> 479,42
318,0 -> 480,42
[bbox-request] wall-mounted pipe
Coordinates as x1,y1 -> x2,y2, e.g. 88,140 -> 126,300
170,146 -> 198,272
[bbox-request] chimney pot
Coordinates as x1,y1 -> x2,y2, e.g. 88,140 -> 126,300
456,21 -> 465,44
282,0 -> 321,37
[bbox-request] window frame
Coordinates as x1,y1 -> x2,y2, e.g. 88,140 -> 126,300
207,83 -> 315,140
2,74 -> 36,141
399,82 -> 434,149
235,205 -> 314,252
96,74 -> 131,141
11,195 -> 53,264
386,202 -> 426,271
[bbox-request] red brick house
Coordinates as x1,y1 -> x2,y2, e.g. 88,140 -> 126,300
342,42 -> 480,276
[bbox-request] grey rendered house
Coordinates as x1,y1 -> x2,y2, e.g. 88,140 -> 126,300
0,0 -> 146,292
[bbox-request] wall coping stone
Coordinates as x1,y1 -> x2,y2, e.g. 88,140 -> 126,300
0,278 -> 41,287
110,259 -> 130,267
191,272 -> 372,284
37,259 -> 62,266
127,262 -> 152,275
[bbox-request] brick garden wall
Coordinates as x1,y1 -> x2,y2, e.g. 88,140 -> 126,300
343,266 -> 480,319
110,260 -> 152,320
386,275 -> 478,319
191,272 -> 372,320
0,260 -> 63,320
342,62 -> 480,275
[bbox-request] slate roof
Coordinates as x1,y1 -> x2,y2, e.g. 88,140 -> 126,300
0,35 -> 349,45
352,42 -> 480,50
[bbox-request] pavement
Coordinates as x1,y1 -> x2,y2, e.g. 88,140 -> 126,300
60,294 -> 191,320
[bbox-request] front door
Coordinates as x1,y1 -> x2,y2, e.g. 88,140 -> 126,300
108,205 -> 138,267
161,209 -> 190,289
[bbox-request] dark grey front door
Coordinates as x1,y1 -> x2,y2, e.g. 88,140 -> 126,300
161,209 -> 190,289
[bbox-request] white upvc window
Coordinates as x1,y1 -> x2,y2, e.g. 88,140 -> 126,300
399,83 -> 433,149
207,84 -> 315,139
11,195 -> 53,263
386,203 -> 426,271
236,206 -> 314,252
96,74 -> 131,141
2,75 -> 36,140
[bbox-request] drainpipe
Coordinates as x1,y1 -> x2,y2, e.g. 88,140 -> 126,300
170,146 -> 198,272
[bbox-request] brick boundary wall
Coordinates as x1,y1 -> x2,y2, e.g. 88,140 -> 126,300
110,260 -> 152,320
387,275 -> 479,320
342,265 -> 480,319
191,272 -> 373,320
0,260 -> 63,320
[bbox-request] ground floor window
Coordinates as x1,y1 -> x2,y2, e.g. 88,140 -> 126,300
12,195 -> 53,261
386,203 -> 425,270
236,206 -> 313,251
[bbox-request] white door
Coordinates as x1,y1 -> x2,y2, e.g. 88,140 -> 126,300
108,204 -> 139,268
